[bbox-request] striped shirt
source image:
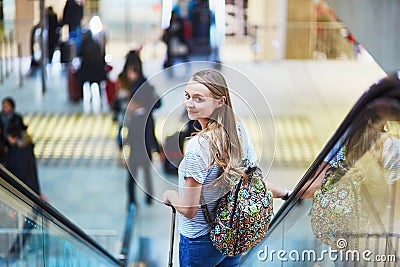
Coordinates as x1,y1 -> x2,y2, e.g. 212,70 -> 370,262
382,137 -> 400,184
178,124 -> 256,238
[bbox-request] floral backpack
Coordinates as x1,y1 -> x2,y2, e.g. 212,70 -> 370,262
201,163 -> 273,256
310,135 -> 393,250
310,159 -> 367,249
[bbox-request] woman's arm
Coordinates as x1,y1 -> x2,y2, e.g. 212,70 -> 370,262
266,182 -> 290,199
298,161 -> 329,198
163,177 -> 202,219
265,161 -> 328,200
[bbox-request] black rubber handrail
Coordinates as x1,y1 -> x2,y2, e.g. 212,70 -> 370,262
0,165 -> 123,266
268,73 -> 400,235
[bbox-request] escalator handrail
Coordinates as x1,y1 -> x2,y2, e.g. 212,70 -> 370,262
267,74 -> 400,233
0,164 -> 123,266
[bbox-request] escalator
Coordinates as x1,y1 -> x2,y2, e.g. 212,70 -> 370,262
242,72 -> 400,266
1,73 -> 399,267
0,164 -> 134,266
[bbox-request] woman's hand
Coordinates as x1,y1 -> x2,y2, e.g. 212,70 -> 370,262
162,177 -> 201,219
162,190 -> 178,206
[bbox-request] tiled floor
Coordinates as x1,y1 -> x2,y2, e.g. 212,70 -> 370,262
0,48 -> 386,265
22,112 -> 319,168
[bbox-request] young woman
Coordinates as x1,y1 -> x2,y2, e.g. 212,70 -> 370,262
162,69 -> 288,266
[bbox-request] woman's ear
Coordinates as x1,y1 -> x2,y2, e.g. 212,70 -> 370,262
217,96 -> 226,107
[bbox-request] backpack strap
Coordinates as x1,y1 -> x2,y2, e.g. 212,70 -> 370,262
200,124 -> 251,227
200,193 -> 214,226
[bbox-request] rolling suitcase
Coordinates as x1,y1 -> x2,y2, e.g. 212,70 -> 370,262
168,205 -> 176,267
161,132 -> 184,175
67,66 -> 83,102
105,79 -> 118,104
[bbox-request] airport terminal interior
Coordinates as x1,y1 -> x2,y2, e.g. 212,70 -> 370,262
0,0 -> 399,266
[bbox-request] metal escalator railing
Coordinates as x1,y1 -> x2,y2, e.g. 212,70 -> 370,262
0,165 -> 123,266
242,73 -> 400,266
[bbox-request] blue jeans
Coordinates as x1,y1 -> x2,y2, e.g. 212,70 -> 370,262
179,234 -> 241,267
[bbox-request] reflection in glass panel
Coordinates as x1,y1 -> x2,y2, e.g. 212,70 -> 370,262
42,217 -> 117,267
243,98 -> 400,266
0,188 -> 44,266
244,199 -> 328,267
309,98 -> 400,265
0,177 -> 120,266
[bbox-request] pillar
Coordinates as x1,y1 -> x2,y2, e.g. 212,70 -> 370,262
285,0 -> 315,59
15,0 -> 36,57
247,0 -> 287,60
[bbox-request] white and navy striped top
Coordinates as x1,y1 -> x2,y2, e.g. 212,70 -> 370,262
178,124 -> 257,238
382,137 -> 400,184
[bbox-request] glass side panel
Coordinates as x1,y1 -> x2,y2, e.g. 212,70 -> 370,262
0,185 -> 45,266
243,97 -> 400,266
0,178 -> 120,266
243,199 -> 329,267
42,217 -> 117,267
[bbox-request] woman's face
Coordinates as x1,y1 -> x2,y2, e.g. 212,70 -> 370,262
7,135 -> 17,145
2,101 -> 12,114
184,80 -> 219,126
127,67 -> 138,82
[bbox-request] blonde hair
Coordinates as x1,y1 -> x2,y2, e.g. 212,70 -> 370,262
191,69 -> 244,185
346,114 -> 386,166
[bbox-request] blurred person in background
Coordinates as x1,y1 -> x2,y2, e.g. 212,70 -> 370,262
5,123 -> 40,195
5,122 -> 45,259
0,97 -> 26,144
76,29 -> 107,109
62,0 -> 84,53
77,29 -> 107,85
46,6 -> 59,64
121,50 -> 161,206
162,11 -> 188,68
